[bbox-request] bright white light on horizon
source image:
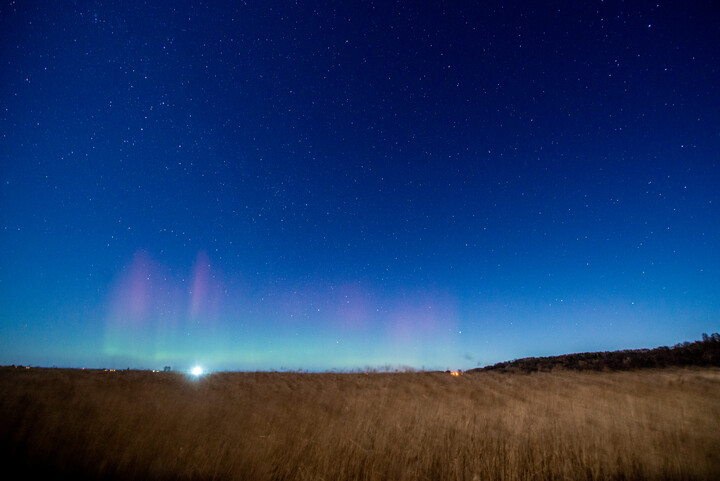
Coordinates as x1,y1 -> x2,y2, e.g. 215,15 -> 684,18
191,365 -> 204,376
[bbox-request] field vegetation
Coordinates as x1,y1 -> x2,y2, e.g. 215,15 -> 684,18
2,365 -> 719,480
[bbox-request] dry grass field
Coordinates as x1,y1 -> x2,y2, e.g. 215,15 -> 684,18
1,367 -> 719,480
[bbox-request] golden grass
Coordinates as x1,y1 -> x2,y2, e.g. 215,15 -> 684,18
1,367 -> 719,480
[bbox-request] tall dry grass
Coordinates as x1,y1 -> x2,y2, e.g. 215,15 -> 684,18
1,367 -> 719,480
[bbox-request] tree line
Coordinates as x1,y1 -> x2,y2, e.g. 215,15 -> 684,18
471,333 -> 720,373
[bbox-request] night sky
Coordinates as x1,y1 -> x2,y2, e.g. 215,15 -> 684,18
1,1 -> 719,372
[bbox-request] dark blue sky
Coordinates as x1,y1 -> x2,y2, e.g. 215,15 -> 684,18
1,0 -> 718,371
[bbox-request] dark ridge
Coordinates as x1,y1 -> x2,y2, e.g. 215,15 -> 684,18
469,333 -> 720,373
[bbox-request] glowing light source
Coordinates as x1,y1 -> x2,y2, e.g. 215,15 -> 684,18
191,365 -> 204,376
